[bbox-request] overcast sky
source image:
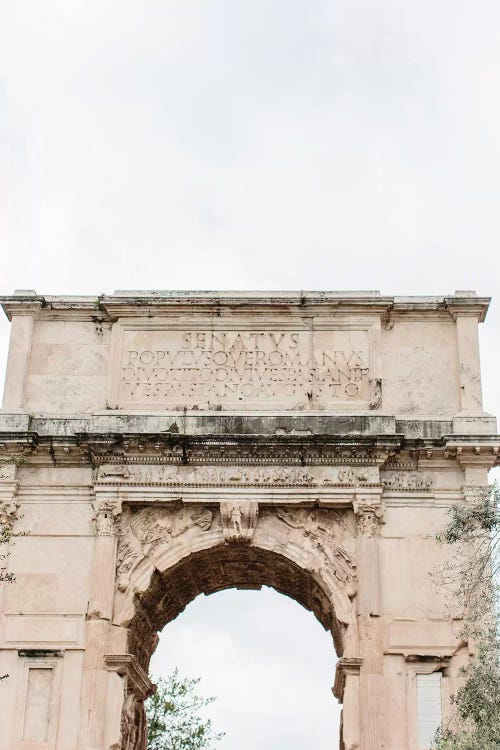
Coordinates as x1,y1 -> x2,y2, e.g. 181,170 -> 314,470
1,2 -> 500,748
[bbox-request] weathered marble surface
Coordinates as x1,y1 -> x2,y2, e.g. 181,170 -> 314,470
0,290 -> 498,750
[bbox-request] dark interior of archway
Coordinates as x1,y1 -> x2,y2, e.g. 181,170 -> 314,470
128,545 -> 341,671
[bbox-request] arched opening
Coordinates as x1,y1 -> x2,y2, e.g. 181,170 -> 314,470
150,586 -> 341,748
112,502 -> 358,749
128,543 -> 345,671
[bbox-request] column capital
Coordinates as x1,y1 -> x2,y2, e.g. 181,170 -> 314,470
332,657 -> 363,701
92,498 -> 122,536
353,493 -> 385,537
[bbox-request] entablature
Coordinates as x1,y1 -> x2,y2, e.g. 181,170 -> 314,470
1,427 -> 498,473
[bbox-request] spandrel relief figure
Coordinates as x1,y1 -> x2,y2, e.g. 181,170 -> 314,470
274,507 -> 357,625
117,505 -> 213,591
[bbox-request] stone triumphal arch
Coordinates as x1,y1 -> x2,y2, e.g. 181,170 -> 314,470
0,290 -> 498,750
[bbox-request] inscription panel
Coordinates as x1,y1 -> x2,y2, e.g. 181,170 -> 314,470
109,320 -> 378,410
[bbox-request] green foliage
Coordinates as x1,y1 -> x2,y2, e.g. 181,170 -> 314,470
433,484 -> 500,750
0,523 -> 15,584
0,520 -> 15,679
146,668 -> 224,750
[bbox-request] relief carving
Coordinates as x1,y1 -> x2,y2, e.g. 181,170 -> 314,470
120,692 -> 147,750
92,499 -> 122,536
116,500 -> 358,634
353,497 -> 385,537
99,466 -> 132,480
98,463 -> 377,488
221,501 -> 258,544
116,505 -> 214,591
381,472 -> 432,491
369,378 -> 382,410
325,468 -> 371,485
126,617 -> 160,674
274,507 -> 357,623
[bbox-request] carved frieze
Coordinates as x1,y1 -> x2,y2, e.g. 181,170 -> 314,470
381,471 -> 432,492
221,501 -> 258,544
98,463 -> 379,488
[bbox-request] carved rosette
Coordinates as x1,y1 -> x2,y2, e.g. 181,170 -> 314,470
220,501 -> 258,544
353,497 -> 385,538
92,498 -> 122,536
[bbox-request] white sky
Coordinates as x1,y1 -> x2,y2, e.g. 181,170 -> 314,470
1,2 -> 500,748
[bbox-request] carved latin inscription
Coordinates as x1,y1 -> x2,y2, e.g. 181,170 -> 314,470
115,326 -> 373,409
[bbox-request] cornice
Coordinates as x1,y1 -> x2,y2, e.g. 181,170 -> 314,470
104,654 -> 155,700
1,429 -> 498,468
444,295 -> 491,322
332,657 -> 363,701
0,291 -> 491,322
77,433 -> 402,467
445,436 -> 500,469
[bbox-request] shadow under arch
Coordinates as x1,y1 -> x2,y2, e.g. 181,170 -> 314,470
113,503 -> 359,675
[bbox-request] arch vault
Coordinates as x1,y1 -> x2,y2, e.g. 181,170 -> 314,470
0,290 -> 498,750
